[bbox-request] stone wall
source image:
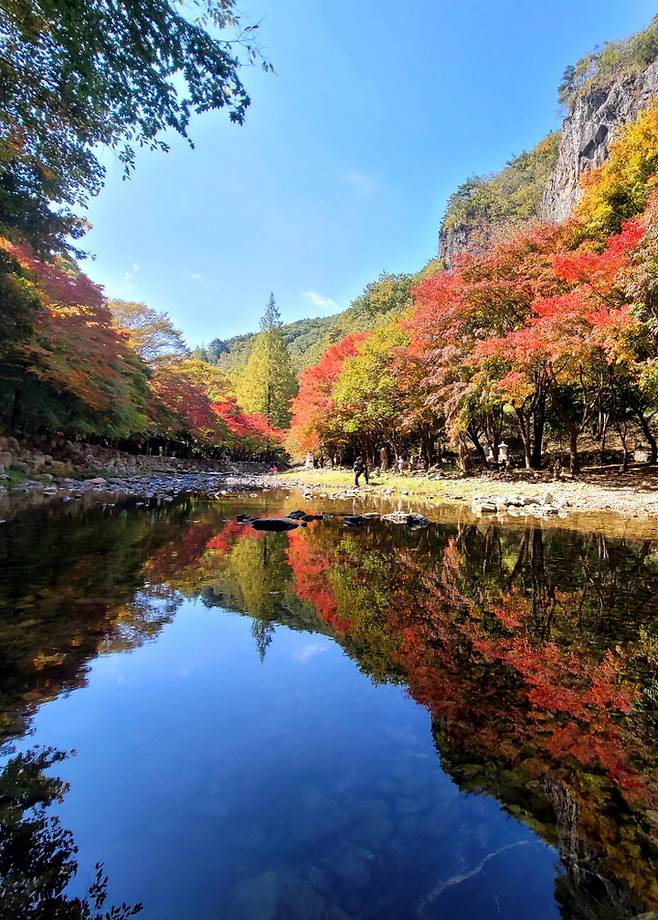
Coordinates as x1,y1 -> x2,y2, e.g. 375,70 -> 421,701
0,436 -> 228,481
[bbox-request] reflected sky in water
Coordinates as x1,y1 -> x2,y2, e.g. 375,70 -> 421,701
1,491 -> 656,918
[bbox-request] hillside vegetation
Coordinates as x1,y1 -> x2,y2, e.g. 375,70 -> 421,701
439,15 -> 658,262
212,314 -> 336,375
558,14 -> 658,108
207,272 -> 415,376
441,133 -> 560,239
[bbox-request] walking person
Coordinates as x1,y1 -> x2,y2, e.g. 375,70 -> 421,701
353,455 -> 369,487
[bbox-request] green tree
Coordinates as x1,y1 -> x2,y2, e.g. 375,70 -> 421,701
260,292 -> 281,331
108,300 -> 188,365
0,245 -> 42,356
332,321 -> 410,459
301,272 -> 413,368
236,295 -> 297,428
0,0 -> 270,252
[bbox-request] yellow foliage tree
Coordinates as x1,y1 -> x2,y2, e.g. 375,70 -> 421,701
576,103 -> 658,241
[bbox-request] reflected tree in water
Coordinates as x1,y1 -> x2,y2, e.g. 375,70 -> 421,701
0,746 -> 142,919
3,498 -> 658,914
251,619 -> 276,662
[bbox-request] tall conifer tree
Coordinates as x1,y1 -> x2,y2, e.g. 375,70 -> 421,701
236,294 -> 297,428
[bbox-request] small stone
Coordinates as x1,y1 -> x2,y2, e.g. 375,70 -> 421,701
324,844 -> 372,888
473,500 -> 497,514
227,870 -> 280,920
382,511 -> 429,526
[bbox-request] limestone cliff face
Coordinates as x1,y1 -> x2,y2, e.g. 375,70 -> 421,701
541,61 -> 658,221
438,223 -> 476,271
438,62 -> 658,268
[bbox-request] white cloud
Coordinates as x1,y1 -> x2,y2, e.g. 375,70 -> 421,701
123,262 -> 139,281
183,270 -> 205,283
292,641 -> 331,664
302,289 -> 338,312
345,171 -> 374,193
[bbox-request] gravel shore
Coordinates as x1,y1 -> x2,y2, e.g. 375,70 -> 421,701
0,467 -> 278,520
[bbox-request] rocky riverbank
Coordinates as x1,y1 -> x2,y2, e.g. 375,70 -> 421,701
2,469 -> 275,503
0,458 -> 278,523
279,467 -> 658,525
0,435 -> 280,518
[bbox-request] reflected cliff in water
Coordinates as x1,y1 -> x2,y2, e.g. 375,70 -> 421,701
1,493 -> 657,917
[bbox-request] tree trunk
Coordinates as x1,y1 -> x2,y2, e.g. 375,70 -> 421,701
10,388 -> 21,430
457,435 -> 470,473
599,412 -> 609,464
531,393 -> 545,469
635,409 -> 658,464
568,425 -> 580,474
615,419 -> 629,472
467,426 -> 487,465
514,408 -> 532,469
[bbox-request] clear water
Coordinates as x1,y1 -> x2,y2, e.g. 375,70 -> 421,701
0,491 -> 657,919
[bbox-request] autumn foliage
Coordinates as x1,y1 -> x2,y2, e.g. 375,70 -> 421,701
0,242 -> 283,454
289,104 -> 658,472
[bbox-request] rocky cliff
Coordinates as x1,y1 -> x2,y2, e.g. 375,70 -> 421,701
438,58 -> 658,267
541,60 -> 658,221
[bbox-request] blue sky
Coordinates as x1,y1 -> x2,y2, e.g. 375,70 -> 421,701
83,0 -> 657,346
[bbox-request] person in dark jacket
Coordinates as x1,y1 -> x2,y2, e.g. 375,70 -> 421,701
353,455 -> 369,487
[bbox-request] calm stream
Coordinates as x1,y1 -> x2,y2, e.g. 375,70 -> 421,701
1,491 -> 657,919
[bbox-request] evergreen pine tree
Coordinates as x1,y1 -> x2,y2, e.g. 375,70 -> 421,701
260,292 -> 282,331
236,294 -> 297,428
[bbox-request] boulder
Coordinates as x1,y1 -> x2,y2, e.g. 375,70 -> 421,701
286,510 -> 322,522
0,451 -> 12,472
472,500 -> 497,514
343,515 -> 367,527
0,436 -> 19,453
382,512 -> 429,527
251,518 -> 299,532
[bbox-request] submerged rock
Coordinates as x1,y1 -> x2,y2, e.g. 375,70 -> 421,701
472,500 -> 498,514
287,510 -> 323,522
227,869 -> 280,920
343,515 -> 367,527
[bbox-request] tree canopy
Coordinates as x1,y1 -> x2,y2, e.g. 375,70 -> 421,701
289,102 -> 658,473
0,0 -> 270,252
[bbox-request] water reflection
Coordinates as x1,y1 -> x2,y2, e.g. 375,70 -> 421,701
0,494 -> 657,917
0,745 -> 142,919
